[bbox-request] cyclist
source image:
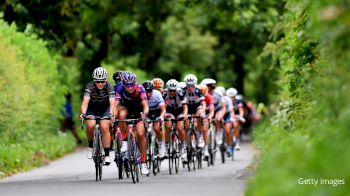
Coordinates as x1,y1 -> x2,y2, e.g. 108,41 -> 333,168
200,78 -> 226,145
113,71 -> 124,87
163,79 -> 188,161
226,89 -> 245,150
114,72 -> 150,175
152,78 -> 164,93
80,67 -> 114,165
198,84 -> 214,160
216,86 -> 235,157
142,80 -> 167,159
182,74 -> 206,163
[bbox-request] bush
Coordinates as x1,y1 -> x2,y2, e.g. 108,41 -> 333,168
0,18 -> 76,178
246,0 -> 350,195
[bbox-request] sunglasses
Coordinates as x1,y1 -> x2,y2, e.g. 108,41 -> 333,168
124,83 -> 136,88
168,89 -> 176,92
146,90 -> 153,93
95,81 -> 106,84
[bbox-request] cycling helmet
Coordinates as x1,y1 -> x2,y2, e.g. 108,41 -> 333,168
142,80 -> 154,91
184,74 -> 197,85
121,72 -> 136,85
92,67 -> 108,81
177,82 -> 186,89
113,71 -> 124,82
200,78 -> 216,85
216,86 -> 226,96
226,87 -> 238,98
166,79 -> 178,90
152,78 -> 164,89
198,84 -> 208,95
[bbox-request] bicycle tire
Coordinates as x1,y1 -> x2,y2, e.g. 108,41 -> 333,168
116,132 -> 123,179
207,130 -> 212,167
147,133 -> 152,176
128,134 -> 136,183
174,133 -> 180,173
168,131 -> 174,175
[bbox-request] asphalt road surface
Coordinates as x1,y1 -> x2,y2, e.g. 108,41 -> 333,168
0,142 -> 255,196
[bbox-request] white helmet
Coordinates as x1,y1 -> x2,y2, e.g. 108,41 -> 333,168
177,82 -> 186,89
166,79 -> 178,90
200,78 -> 216,85
215,86 -> 226,96
92,67 -> 108,81
226,87 -> 238,98
184,74 -> 198,85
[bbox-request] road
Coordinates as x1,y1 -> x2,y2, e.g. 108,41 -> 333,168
0,142 -> 255,196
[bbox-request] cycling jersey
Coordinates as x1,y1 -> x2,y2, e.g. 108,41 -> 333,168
212,91 -> 224,112
233,99 -> 244,114
115,84 -> 147,107
204,94 -> 214,113
115,84 -> 147,118
182,87 -> 204,114
147,89 -> 165,120
163,89 -> 187,117
163,89 -> 187,109
223,96 -> 233,114
147,89 -> 165,111
114,81 -> 123,93
84,81 -> 115,111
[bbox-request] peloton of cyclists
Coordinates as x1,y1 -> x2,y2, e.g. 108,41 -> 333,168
80,67 -> 255,177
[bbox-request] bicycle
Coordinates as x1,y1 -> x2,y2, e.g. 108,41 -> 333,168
207,120 -> 217,166
81,116 -> 106,181
113,121 -> 130,180
215,120 -> 226,164
115,118 -> 142,183
164,117 -> 182,174
185,115 -> 201,171
145,119 -> 160,176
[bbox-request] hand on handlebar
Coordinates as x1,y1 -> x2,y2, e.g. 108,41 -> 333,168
80,113 -> 86,120
140,112 -> 147,121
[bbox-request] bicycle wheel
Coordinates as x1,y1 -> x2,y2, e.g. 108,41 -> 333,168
220,130 -> 226,164
152,141 -> 158,176
128,134 -> 137,183
191,131 -> 197,171
147,133 -> 152,176
168,131 -> 174,175
115,132 -> 123,179
135,147 -> 140,182
207,130 -> 212,167
174,133 -> 180,174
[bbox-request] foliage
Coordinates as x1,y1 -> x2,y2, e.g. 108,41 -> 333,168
246,0 -> 350,195
0,19 -> 76,178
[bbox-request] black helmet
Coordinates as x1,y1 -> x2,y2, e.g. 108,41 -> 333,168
142,80 -> 154,91
113,71 -> 124,83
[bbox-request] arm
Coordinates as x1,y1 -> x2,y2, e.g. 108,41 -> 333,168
80,96 -> 90,117
208,105 -> 215,120
182,104 -> 188,117
159,104 -> 166,120
109,97 -> 115,116
141,100 -> 149,116
114,100 -> 120,118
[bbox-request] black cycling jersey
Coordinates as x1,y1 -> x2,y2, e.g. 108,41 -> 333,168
182,87 -> 204,105
84,81 -> 115,110
163,89 -> 187,110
